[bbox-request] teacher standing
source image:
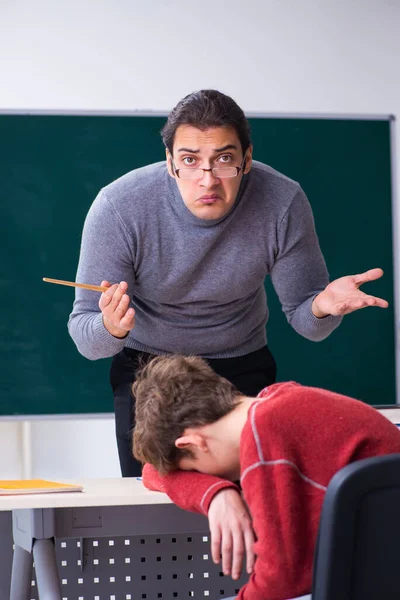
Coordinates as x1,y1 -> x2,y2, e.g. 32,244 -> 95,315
68,89 -> 387,477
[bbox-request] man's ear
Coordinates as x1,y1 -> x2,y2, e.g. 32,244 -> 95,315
166,149 -> 175,178
175,432 -> 208,453
243,145 -> 253,174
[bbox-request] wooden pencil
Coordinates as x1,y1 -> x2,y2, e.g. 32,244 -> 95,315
43,278 -> 108,293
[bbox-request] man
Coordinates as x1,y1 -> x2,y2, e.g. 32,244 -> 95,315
133,354 -> 400,600
68,89 -> 387,480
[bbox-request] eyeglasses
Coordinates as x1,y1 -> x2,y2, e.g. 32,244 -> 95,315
172,155 -> 247,180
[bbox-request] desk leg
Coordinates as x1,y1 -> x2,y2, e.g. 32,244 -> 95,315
12,508 -> 61,600
33,538 -> 62,599
10,544 -> 32,600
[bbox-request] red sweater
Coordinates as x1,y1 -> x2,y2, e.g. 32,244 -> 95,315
143,382 -> 400,599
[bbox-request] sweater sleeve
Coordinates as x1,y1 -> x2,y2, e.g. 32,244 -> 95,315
270,187 -> 342,342
67,190 -> 136,360
142,463 -> 240,515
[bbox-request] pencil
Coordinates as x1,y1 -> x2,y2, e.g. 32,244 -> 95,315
43,278 -> 108,293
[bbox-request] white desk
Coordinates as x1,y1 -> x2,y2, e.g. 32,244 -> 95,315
376,407 -> 400,425
0,479 -> 246,600
0,477 -> 171,512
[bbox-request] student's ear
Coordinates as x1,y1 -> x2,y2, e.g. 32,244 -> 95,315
166,149 -> 175,178
175,433 -> 208,453
243,145 -> 253,174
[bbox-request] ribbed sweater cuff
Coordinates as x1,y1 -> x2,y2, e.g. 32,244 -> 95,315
91,313 -> 128,355
200,481 -> 240,514
296,296 -> 343,341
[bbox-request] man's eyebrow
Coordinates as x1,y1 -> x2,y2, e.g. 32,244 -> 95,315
214,144 -> 238,152
176,144 -> 238,153
177,147 -> 200,153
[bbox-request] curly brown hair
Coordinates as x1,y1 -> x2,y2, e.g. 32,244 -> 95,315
132,355 -> 241,474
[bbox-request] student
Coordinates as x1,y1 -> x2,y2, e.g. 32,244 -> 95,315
132,355 -> 400,600
68,88 -> 388,479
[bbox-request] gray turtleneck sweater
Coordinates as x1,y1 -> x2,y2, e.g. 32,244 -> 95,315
68,160 -> 341,360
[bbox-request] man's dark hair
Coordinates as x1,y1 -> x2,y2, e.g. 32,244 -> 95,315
161,89 -> 251,155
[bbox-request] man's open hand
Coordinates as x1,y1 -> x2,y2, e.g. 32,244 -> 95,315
312,268 -> 388,318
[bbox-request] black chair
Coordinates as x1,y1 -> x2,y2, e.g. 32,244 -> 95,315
312,453 -> 400,600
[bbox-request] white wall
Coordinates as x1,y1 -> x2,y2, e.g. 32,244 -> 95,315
1,0 -> 399,479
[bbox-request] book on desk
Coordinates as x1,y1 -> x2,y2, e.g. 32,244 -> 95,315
0,479 -> 83,495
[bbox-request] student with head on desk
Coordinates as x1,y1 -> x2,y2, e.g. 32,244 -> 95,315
133,354 -> 400,600
67,88 -> 387,582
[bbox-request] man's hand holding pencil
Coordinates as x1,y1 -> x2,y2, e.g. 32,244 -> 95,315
98,280 -> 136,338
43,277 -> 135,339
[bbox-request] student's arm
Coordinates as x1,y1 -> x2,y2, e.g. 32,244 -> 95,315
143,464 -> 256,579
142,463 -> 239,514
68,190 -> 136,360
270,187 -> 342,342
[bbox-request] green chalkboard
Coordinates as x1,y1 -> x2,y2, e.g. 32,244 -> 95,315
0,113 -> 395,415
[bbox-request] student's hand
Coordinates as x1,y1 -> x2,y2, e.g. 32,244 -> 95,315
312,268 -> 388,318
208,488 -> 255,580
99,280 -> 136,338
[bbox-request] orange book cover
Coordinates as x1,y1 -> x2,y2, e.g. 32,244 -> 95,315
0,479 -> 83,495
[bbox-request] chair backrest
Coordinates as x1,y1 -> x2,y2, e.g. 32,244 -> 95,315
312,453 -> 400,600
